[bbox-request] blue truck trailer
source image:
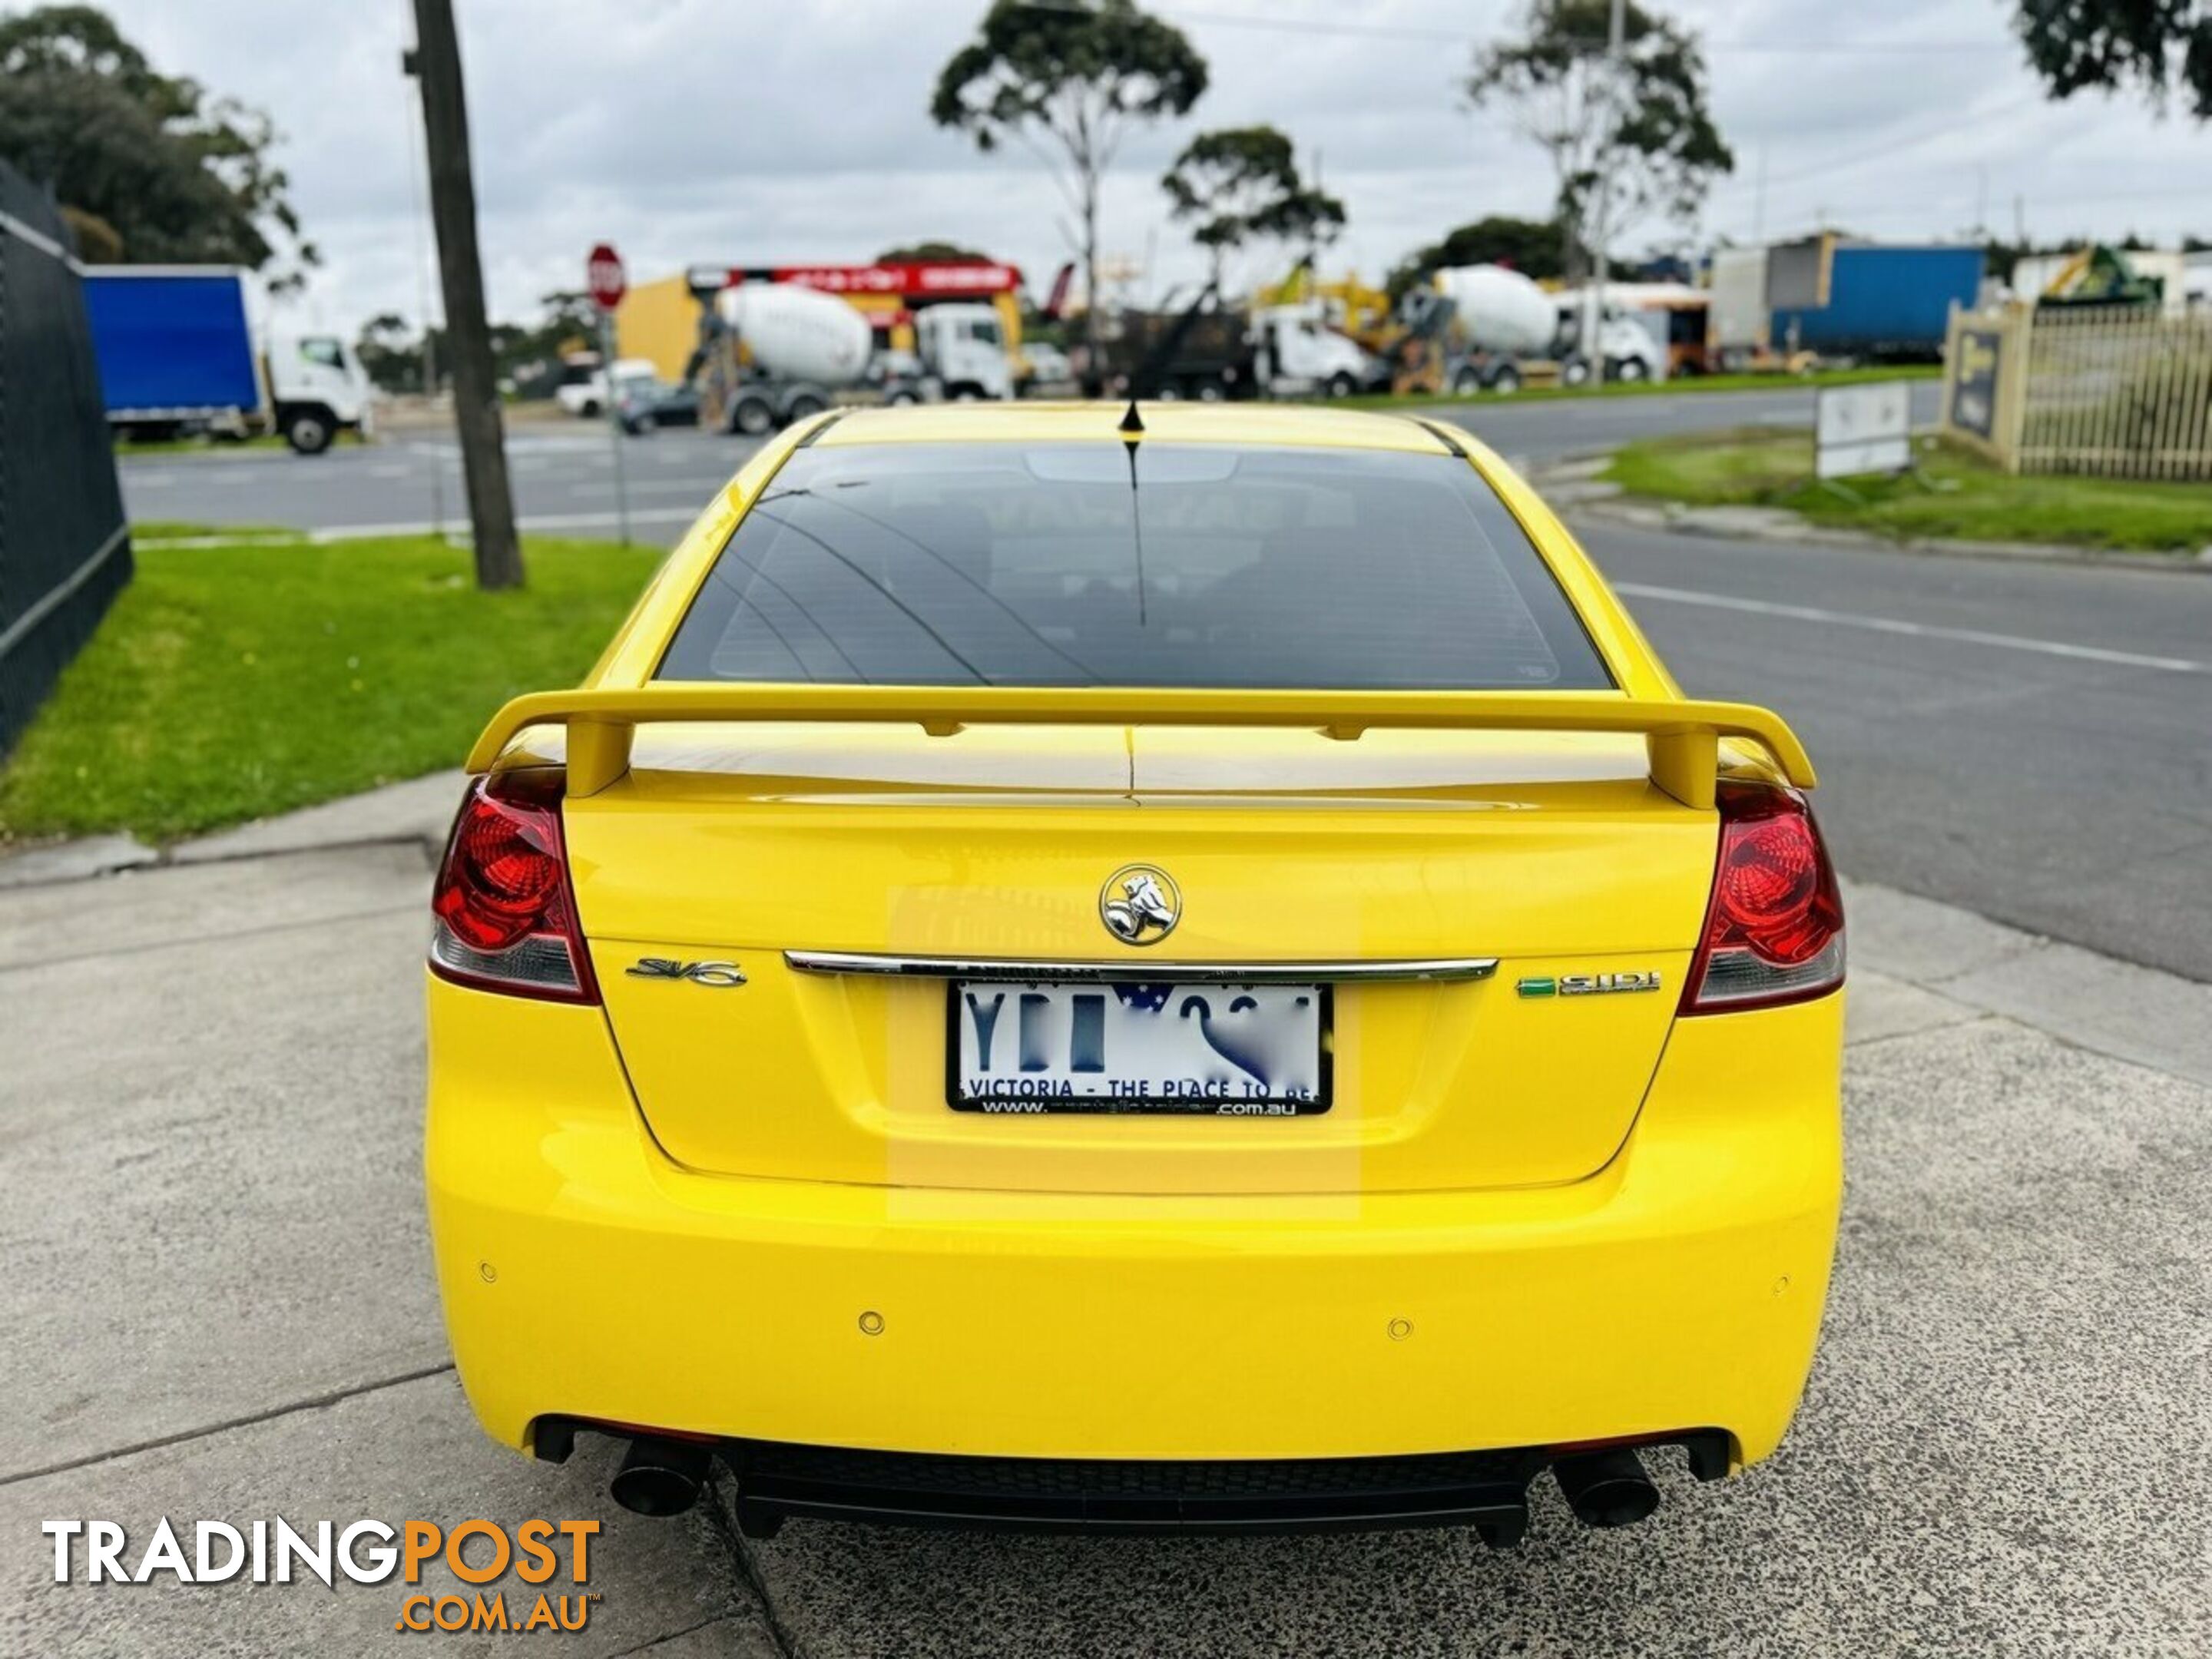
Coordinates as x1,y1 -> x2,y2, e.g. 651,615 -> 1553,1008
1770,243 -> 1985,361
81,267 -> 262,435
80,267 -> 373,453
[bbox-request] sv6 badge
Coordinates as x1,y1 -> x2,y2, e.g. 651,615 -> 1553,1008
625,958 -> 747,987
1517,971 -> 1661,998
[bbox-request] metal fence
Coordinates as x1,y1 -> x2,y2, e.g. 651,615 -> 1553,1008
0,162 -> 131,760
2020,306 -> 2212,480
1939,301 -> 2212,481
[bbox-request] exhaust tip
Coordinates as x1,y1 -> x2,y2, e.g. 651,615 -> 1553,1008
1552,1447 -> 1660,1529
610,1436 -> 713,1518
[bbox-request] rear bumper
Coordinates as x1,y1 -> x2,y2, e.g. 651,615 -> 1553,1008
426,979 -> 1842,1472
542,1429 -> 1731,1541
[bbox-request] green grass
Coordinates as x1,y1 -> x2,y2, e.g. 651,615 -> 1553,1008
129,521 -> 302,541
1604,429 -> 2212,554
1326,363 -> 1942,411
0,534 -> 661,844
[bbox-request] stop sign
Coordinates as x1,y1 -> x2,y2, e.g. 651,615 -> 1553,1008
586,243 -> 626,312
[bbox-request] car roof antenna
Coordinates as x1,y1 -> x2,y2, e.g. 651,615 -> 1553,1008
1120,407 -> 1147,628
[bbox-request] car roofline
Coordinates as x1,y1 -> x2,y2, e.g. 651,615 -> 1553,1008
810,400 -> 1462,456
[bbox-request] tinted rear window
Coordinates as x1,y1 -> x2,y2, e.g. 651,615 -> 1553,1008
658,442 -> 1611,690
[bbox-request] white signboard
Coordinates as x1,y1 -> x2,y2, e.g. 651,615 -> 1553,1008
1816,380 -> 1913,479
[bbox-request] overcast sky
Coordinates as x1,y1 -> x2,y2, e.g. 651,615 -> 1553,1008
93,0 -> 2212,333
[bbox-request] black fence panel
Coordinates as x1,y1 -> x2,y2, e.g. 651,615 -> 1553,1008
0,162 -> 131,760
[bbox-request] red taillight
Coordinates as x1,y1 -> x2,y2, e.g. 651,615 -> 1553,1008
1680,781 -> 1844,1015
429,769 -> 599,1005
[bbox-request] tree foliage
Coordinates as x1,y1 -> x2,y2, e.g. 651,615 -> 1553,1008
1161,124 -> 1344,284
355,313 -> 422,395
2012,0 -> 2212,118
58,202 -> 121,262
354,292 -> 606,398
1386,214 -> 1567,300
932,0 -> 1207,343
528,289 -> 603,356
0,5 -> 315,281
875,240 -> 996,263
1464,0 -> 1729,279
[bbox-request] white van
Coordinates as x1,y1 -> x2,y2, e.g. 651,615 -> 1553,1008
557,355 -> 660,418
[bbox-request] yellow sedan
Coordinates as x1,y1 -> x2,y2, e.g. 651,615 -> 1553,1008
426,402 -> 1843,1542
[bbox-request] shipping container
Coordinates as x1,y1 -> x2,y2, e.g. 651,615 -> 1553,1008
1770,244 -> 1984,361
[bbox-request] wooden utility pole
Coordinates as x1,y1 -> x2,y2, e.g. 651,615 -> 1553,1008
406,0 -> 522,590
1586,0 -> 1627,384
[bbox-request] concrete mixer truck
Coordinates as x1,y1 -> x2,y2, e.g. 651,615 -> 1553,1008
696,281 -> 1015,435
1390,265 -> 1663,396
696,282 -> 871,435
1387,265 -> 1555,396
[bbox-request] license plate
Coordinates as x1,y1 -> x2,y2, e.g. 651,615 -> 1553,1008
949,980 -> 1331,1115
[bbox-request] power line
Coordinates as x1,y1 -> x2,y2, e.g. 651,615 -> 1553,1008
1707,94 -> 2047,197
1760,177 -> 2212,220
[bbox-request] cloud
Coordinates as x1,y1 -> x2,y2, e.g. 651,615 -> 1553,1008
91,0 -> 2212,333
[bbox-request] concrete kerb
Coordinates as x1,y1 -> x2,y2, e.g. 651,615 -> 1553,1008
0,769 -> 465,892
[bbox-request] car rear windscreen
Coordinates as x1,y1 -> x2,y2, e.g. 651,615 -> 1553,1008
657,442 -> 1613,690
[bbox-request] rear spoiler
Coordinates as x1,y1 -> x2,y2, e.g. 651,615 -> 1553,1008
465,685 -> 1815,810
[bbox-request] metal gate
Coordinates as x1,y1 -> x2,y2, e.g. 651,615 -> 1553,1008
0,161 -> 131,759
1940,300 -> 2212,481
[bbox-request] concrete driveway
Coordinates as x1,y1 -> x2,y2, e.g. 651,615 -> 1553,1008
4,790 -> 2208,1657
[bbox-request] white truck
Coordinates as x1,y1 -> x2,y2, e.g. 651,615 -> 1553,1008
260,331 -> 377,452
1252,303 -> 1377,397
1552,293 -> 1668,385
911,303 -> 1016,402
81,266 -> 374,453
703,283 -> 1014,435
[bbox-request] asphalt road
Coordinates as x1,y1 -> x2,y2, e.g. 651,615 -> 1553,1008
118,382 -> 1945,539
123,424 -> 760,542
1575,522 -> 2212,983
